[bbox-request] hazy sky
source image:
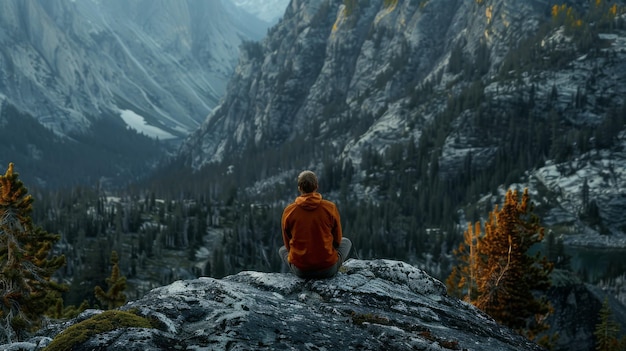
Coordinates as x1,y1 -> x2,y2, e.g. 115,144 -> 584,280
229,0 -> 290,23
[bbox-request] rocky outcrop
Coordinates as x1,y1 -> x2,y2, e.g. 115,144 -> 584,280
4,260 -> 544,351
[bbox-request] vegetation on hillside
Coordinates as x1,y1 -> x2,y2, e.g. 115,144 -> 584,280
94,251 -> 127,310
0,102 -> 165,188
447,189 -> 554,345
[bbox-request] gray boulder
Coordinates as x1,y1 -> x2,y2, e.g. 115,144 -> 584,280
6,259 -> 543,350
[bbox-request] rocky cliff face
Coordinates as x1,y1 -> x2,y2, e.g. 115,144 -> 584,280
178,0 -> 626,242
180,0 -> 554,166
3,260 -> 545,351
0,0 -> 265,137
0,0 -> 271,186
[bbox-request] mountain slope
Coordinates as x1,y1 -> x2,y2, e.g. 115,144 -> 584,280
176,0 -> 626,245
0,0 -> 268,187
180,0 -> 549,167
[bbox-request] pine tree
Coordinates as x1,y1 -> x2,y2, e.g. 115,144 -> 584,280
581,177 -> 590,214
0,163 -> 66,342
446,221 -> 480,303
448,188 -> 554,343
594,297 -> 623,351
478,189 -> 553,340
94,251 -> 127,310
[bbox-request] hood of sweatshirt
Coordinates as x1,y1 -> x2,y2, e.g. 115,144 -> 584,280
295,192 -> 322,211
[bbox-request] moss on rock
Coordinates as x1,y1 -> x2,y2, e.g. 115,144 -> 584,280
44,310 -> 153,351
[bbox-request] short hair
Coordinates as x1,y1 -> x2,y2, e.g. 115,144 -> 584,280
297,170 -> 318,193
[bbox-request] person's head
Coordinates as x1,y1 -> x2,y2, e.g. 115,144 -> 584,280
297,170 -> 318,194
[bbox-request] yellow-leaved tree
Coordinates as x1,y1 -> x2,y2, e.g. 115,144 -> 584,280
447,188 -> 554,344
446,221 -> 481,303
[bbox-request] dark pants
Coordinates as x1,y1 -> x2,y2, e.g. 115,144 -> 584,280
279,238 -> 352,279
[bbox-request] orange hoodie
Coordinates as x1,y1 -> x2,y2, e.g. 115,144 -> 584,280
281,192 -> 342,271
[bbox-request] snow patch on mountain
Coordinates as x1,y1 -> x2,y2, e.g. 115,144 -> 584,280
119,110 -> 176,140
0,0 -> 263,139
530,132 -> 626,247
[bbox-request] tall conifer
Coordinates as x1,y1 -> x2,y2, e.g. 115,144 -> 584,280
94,251 -> 127,310
594,297 -> 623,351
479,189 -> 553,340
0,163 -> 66,342
448,188 -> 554,343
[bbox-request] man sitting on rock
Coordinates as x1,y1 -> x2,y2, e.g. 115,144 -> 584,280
279,170 -> 352,279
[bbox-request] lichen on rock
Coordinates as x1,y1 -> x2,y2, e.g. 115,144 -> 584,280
1,259 -> 545,351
